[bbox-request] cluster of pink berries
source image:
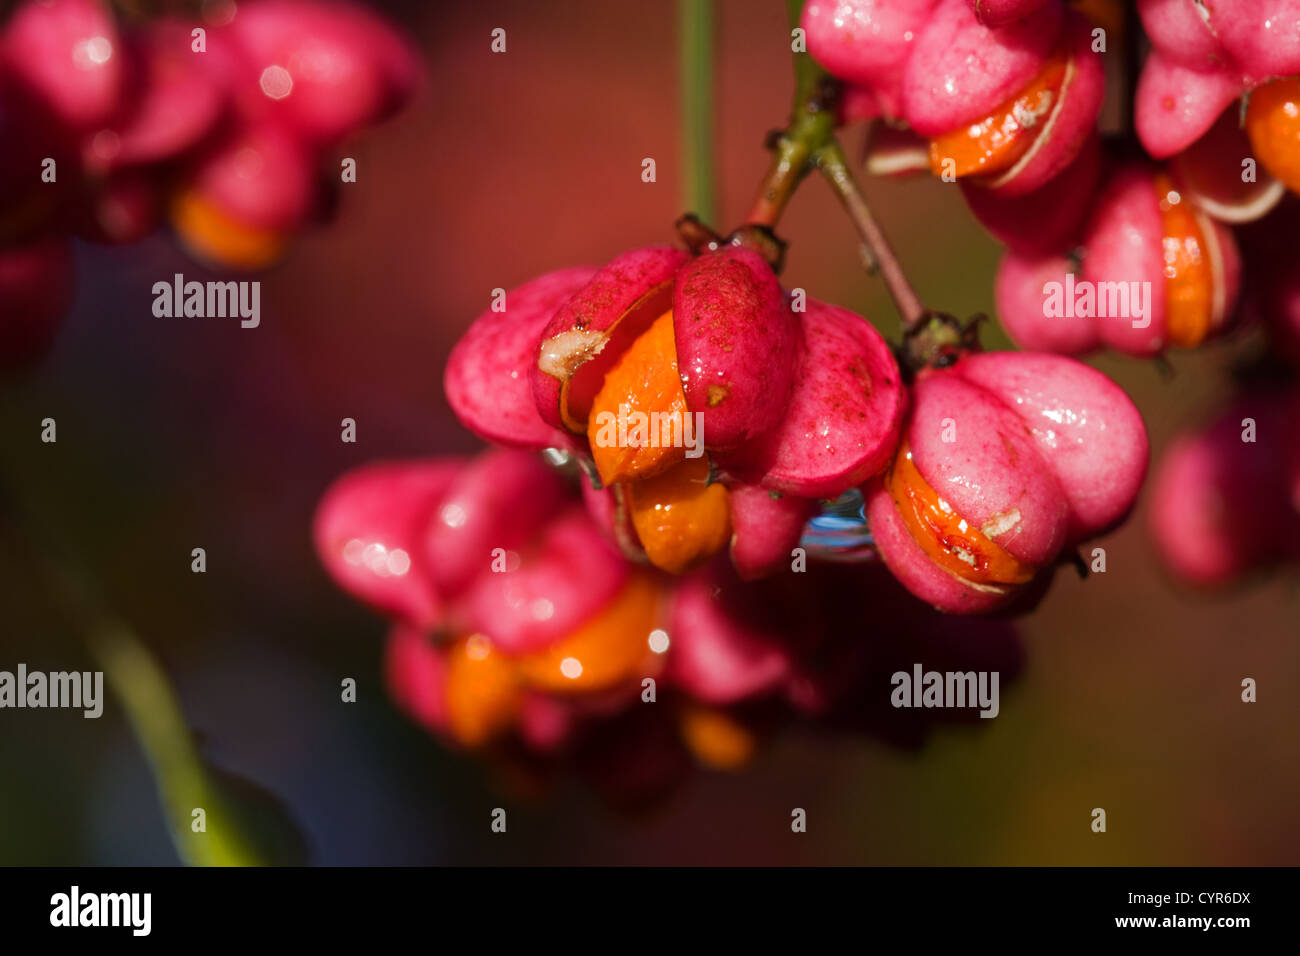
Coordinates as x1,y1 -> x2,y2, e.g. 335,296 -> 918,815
308,2 -> 1183,769
0,0 -> 417,367
1146,195 -> 1300,587
807,0 -> 1300,359
314,446 -> 1022,792
805,0 -> 1300,589
437,241 -> 1148,614
1149,387 -> 1300,587
309,233 -> 1147,769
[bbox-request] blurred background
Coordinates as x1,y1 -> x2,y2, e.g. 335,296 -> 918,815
0,0 -> 1296,865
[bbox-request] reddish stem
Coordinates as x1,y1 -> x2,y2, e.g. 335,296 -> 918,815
815,140 -> 928,331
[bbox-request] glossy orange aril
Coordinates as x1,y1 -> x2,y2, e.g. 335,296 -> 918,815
929,45 -> 1069,180
170,189 -> 288,270
444,634 -> 519,747
517,571 -> 662,694
1245,76 -> 1300,195
1155,173 -> 1214,348
587,309 -> 689,486
678,703 -> 757,770
626,455 -> 731,575
585,307 -> 730,574
885,440 -> 1037,587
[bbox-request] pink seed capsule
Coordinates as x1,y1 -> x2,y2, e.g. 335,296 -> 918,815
421,447 -> 569,595
2,0 -> 124,130
953,351 -> 1149,542
727,485 -> 818,581
1080,161 -> 1240,356
461,506 -> 629,655
718,297 -> 905,499
1149,393 -> 1300,586
532,245 -> 689,433
865,350 -> 1146,613
956,10 -> 1105,198
384,623 -> 450,736
1134,49 -> 1242,160
802,0 -> 937,119
224,0 -> 420,146
1208,0 -> 1300,82
666,564 -> 797,705
995,249 -> 1099,355
182,122 -> 314,231
1140,0 -> 1300,84
962,131 -> 1100,252
1136,0 -> 1300,153
445,266 -> 597,450
169,122 -> 315,269
1137,0 -> 1225,72
313,459 -> 467,629
900,0 -> 1063,139
98,19 -> 228,170
672,247 -> 800,450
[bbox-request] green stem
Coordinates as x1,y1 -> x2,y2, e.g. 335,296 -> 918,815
786,0 -> 822,103
0,475 -> 267,866
743,0 -> 932,335
678,0 -> 716,225
86,624 -> 264,866
746,0 -> 835,226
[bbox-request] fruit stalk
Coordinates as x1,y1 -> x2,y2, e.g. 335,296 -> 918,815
745,0 -> 838,228
678,0 -> 716,225
743,0 -> 929,332
815,139 -> 928,330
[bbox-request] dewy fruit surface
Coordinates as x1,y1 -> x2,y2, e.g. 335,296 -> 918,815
587,309 -> 689,486
865,352 -> 1147,613
444,634 -> 520,748
533,246 -> 688,433
884,440 -> 1038,587
1155,172 -> 1214,347
626,455 -> 731,575
517,571 -> 662,693
1245,76 -> 1300,195
670,248 -> 800,450
928,45 -> 1068,179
